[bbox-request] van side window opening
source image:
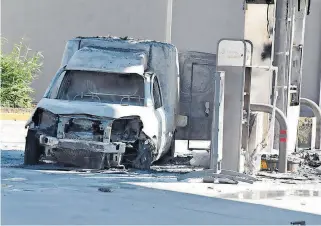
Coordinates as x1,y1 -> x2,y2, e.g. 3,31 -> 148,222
153,78 -> 162,109
48,71 -> 66,99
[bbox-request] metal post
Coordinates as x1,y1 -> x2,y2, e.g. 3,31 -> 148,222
319,26 -> 321,108
268,68 -> 278,163
297,0 -> 308,104
286,5 -> 295,111
165,0 -> 173,43
273,0 -> 309,154
210,72 -> 225,173
319,29 -> 321,108
273,0 -> 289,113
319,58 -> 321,108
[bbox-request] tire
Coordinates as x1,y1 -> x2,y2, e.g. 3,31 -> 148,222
167,132 -> 176,158
155,132 -> 176,164
132,140 -> 153,170
24,129 -> 42,165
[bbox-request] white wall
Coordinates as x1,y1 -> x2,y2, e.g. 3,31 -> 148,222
1,0 -> 245,101
2,0 -> 319,107
1,0 -> 168,101
172,0 -> 245,53
301,0 -> 321,115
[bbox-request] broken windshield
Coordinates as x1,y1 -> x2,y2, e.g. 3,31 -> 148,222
57,71 -> 145,106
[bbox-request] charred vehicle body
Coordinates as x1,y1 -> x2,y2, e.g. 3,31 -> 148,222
25,37 -> 179,169
25,37 -> 218,170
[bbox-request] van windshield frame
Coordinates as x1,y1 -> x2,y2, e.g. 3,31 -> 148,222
56,70 -> 145,106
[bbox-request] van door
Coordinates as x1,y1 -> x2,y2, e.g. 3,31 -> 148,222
176,51 -> 216,141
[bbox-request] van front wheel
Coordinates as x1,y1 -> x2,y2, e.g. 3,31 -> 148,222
24,129 -> 42,165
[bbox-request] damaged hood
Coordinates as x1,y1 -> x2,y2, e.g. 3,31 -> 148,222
34,98 -> 154,119
27,98 -> 160,141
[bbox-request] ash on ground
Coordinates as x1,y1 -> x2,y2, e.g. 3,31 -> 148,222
292,149 -> 321,178
260,149 -> 321,181
151,155 -> 202,173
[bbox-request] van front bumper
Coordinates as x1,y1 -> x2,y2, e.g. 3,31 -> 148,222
39,135 -> 126,154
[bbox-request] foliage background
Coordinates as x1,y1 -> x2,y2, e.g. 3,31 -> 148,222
0,38 -> 43,108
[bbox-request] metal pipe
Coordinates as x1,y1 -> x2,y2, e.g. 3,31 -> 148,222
210,72 -> 225,173
319,28 -> 321,108
165,0 -> 173,43
300,98 -> 321,149
268,68 -> 279,156
286,5 -> 296,113
250,103 -> 288,173
319,60 -> 321,108
269,2 -> 277,69
273,0 -> 290,112
297,0 -> 308,103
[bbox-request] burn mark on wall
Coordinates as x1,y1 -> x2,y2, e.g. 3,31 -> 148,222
261,42 -> 272,60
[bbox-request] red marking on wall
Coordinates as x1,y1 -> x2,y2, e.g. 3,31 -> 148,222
280,130 -> 287,135
280,137 -> 287,142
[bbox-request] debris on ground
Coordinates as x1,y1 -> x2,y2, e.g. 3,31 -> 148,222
316,166 -> 321,175
203,177 -> 238,184
290,220 -> 306,225
280,180 -> 297,184
150,154 -> 200,173
304,152 -> 321,168
291,149 -> 320,167
189,150 -> 210,168
151,165 -> 202,174
161,155 -> 193,165
261,154 -> 301,172
156,149 -> 321,184
257,172 -> 308,181
98,187 -> 113,193
260,149 -> 321,179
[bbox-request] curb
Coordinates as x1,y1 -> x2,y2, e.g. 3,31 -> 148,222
0,113 -> 31,121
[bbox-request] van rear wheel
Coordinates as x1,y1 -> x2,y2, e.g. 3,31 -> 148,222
155,132 -> 176,164
168,133 -> 176,158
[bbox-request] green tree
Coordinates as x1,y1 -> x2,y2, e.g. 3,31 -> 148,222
0,38 -> 43,108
